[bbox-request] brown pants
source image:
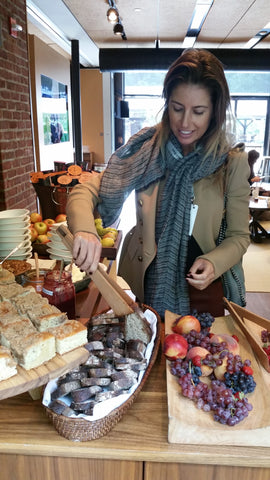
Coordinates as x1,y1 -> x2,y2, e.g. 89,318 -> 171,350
188,278 -> 224,317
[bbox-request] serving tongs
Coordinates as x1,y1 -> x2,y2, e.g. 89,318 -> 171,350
56,224 -> 137,316
224,297 -> 270,373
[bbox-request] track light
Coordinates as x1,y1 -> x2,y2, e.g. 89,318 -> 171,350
113,22 -> 123,36
107,7 -> 118,24
106,1 -> 127,41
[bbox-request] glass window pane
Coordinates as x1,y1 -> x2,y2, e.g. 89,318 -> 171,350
122,71 -> 270,154
226,71 -> 270,95
234,99 -> 267,154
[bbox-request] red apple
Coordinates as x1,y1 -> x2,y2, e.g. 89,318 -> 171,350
163,333 -> 188,360
30,212 -> 42,223
55,214 -> 67,223
34,221 -> 48,235
210,333 -> 240,355
30,225 -> 38,242
186,346 -> 213,376
172,315 -> 201,335
36,234 -> 50,244
44,218 -> 55,230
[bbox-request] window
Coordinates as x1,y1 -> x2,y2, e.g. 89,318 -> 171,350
121,70 -> 270,155
231,97 -> 269,156
123,71 -> 166,143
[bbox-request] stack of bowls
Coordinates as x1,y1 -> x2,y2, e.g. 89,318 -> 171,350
0,209 -> 32,260
47,222 -> 73,263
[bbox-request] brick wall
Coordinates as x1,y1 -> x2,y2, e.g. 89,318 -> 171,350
0,0 -> 36,212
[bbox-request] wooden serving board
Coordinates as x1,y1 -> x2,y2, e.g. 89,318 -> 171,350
0,347 -> 89,401
165,311 -> 270,447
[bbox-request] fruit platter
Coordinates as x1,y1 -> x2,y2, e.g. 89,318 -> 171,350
164,309 -> 270,447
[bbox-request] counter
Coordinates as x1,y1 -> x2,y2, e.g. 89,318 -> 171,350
0,327 -> 270,479
0,281 -> 269,479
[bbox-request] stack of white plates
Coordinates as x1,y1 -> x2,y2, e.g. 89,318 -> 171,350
0,209 -> 32,260
47,222 -> 73,262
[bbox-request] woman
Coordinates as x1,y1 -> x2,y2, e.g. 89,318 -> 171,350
66,49 -> 250,318
248,149 -> 261,184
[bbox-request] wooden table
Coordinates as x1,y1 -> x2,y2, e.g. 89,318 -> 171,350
249,196 -> 270,242
0,331 -> 269,480
0,282 -> 270,479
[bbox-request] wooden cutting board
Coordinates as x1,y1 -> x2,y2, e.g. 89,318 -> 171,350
0,346 -> 89,401
165,311 -> 270,447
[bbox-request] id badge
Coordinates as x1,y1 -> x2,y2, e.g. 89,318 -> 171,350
189,204 -> 198,235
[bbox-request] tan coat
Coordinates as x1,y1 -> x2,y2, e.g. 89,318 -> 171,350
66,149 -> 250,302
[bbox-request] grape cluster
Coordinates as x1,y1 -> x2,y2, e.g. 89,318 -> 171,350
184,330 -> 212,349
169,321 -> 256,427
173,368 -> 253,426
192,310 -> 215,331
224,371 -> 256,394
171,358 -> 202,386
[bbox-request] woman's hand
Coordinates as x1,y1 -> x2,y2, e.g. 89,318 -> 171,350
72,231 -> 102,274
251,176 -> 261,183
186,258 -> 215,290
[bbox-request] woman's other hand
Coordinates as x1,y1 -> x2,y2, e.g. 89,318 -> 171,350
186,258 -> 215,290
73,232 -> 102,274
251,175 -> 261,183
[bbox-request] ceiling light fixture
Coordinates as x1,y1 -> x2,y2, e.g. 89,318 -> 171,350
182,0 -> 213,48
107,7 -> 118,24
107,0 -> 127,40
243,23 -> 270,49
113,22 -> 123,35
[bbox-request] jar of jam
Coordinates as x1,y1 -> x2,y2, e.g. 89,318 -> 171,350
41,270 -> 75,319
23,269 -> 48,294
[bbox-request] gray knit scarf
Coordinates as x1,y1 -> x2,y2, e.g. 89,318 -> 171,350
98,126 -> 227,317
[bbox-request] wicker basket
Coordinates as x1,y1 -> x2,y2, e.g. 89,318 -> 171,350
45,305 -> 161,441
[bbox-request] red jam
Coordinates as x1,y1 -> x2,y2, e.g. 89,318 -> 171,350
41,270 -> 75,319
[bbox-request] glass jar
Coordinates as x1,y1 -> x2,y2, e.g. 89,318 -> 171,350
23,269 -> 49,294
41,270 -> 76,319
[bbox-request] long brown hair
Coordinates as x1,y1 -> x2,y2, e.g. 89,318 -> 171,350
159,49 -> 234,159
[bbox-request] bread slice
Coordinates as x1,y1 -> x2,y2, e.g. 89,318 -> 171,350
0,313 -> 29,328
0,283 -> 25,300
0,300 -> 18,319
12,291 -> 49,315
0,346 -> 17,380
0,318 -> 36,349
10,331 -> 56,370
47,320 -> 87,355
30,312 -> 67,332
26,302 -> 62,319
124,312 -> 152,345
